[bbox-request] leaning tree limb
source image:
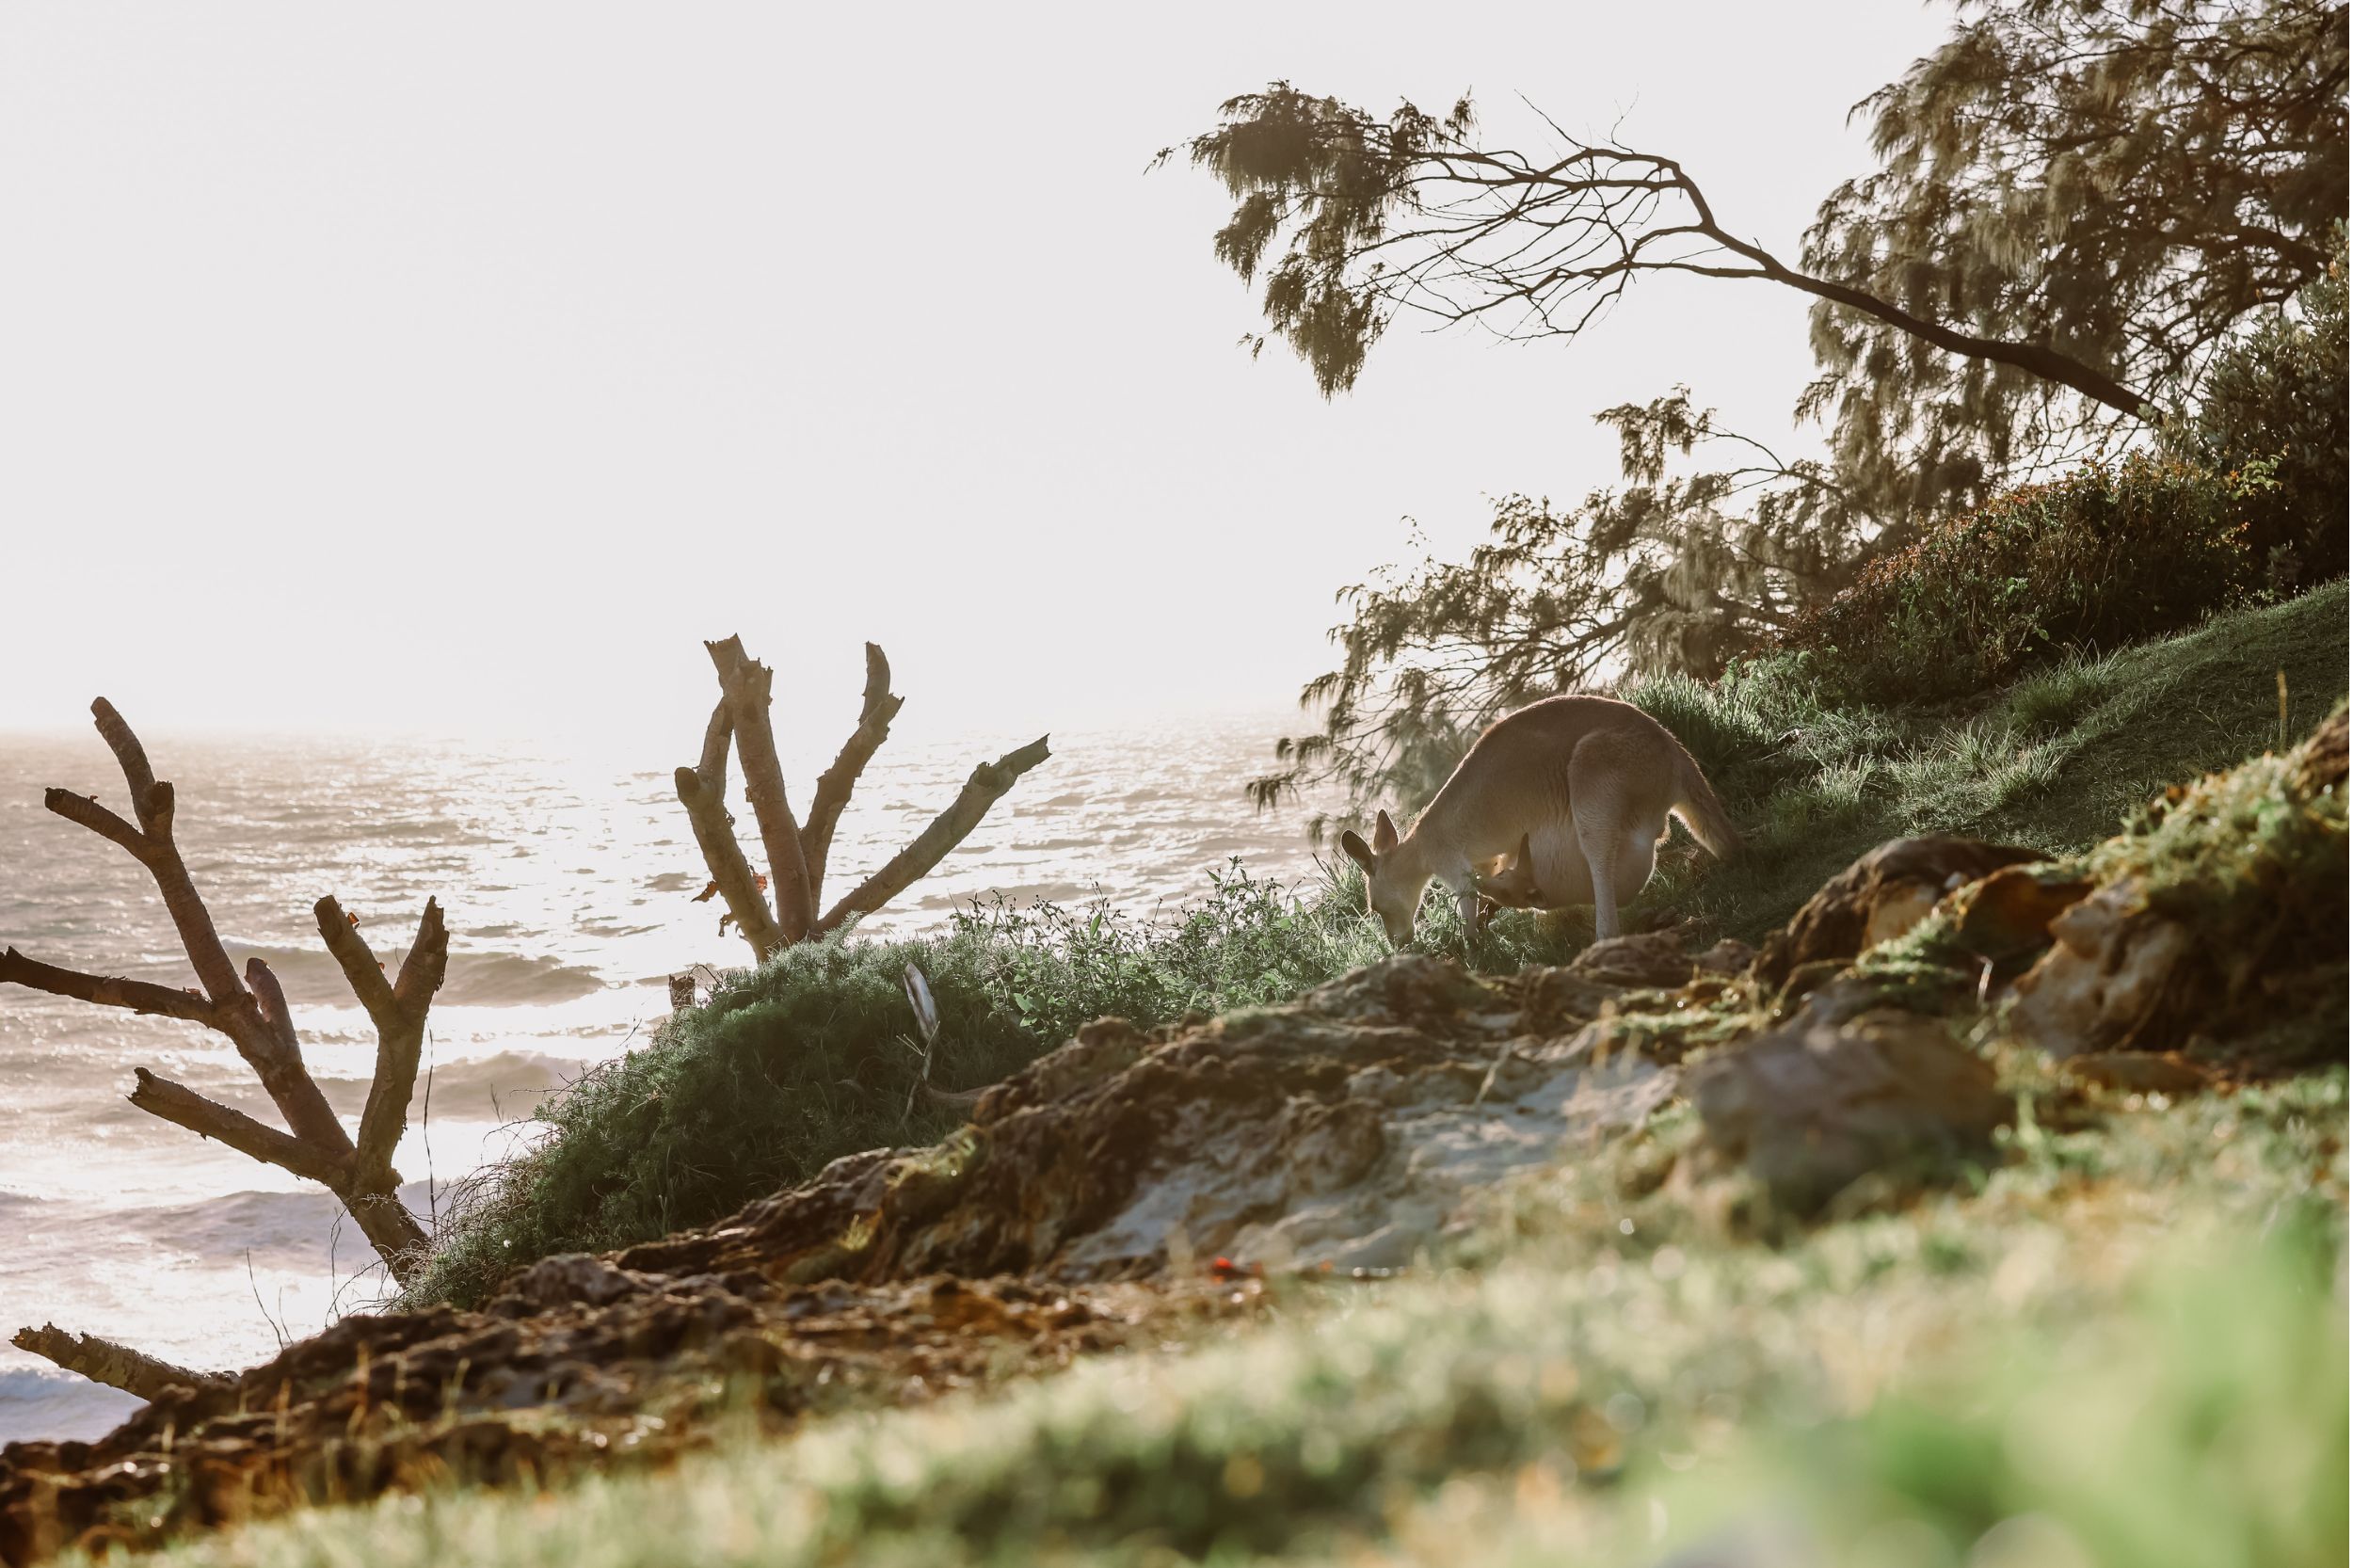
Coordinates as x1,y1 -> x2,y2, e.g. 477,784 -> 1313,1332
10,1324 -> 229,1403
675,696 -> 788,957
802,642 -> 904,909
677,638 -> 1050,962
0,699 -> 442,1286
808,734 -> 1052,939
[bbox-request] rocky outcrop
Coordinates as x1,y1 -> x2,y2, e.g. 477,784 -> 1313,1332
2009,706 -> 2346,1068
616,954 -> 1680,1285
1752,836 -> 2044,999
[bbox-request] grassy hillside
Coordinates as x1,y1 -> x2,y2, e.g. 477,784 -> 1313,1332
72,1071 -> 2348,1568
1632,580 -> 2350,941
406,585 -> 2349,1310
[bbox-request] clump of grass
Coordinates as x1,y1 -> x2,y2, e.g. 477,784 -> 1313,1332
2004,650 -> 2123,735
2084,703 -> 2348,932
1628,582 -> 2348,942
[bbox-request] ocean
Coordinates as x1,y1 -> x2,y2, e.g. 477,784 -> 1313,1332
0,716 -> 1337,1444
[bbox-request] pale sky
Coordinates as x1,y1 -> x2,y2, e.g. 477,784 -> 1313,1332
0,3 -> 1950,758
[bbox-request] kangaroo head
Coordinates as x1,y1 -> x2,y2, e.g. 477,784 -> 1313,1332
1468,832 -> 1545,910
1338,808 -> 1425,948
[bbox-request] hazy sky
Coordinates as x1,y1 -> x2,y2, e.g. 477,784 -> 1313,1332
0,3 -> 1950,757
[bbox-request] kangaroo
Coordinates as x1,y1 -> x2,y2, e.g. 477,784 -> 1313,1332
1468,831 -> 1546,926
1338,696 -> 1741,946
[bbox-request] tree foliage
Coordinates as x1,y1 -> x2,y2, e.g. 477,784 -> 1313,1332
1802,0 -> 2348,524
1186,0 -> 2347,821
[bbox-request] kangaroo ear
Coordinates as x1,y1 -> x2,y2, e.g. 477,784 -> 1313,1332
1372,809 -> 1400,855
1513,831 -> 1532,867
1338,830 -> 1377,874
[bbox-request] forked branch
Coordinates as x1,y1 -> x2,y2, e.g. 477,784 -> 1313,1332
677,638 -> 1050,960
0,699 -> 443,1289
707,636 -> 818,944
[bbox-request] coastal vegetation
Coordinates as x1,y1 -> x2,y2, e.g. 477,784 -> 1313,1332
1,1 -> 2344,1563
408,580 -> 2345,1308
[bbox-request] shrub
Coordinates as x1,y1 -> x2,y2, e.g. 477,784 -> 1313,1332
1780,456 -> 2264,706
2169,229 -> 2349,586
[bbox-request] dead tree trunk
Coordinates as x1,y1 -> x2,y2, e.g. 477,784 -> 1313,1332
0,700 -> 442,1286
8,1325 -> 229,1402
677,639 -> 1049,963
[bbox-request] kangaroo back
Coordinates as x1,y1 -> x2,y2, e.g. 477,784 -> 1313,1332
1668,746 -> 1742,860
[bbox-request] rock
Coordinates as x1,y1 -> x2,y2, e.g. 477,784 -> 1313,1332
1687,1009 -> 2011,1216
1694,938 -> 1758,976
620,952 -> 1674,1284
1751,837 -> 2045,995
1572,931 -> 1705,989
0,1269 -> 1250,1566
2006,878 -> 2195,1059
1946,863 -> 2093,963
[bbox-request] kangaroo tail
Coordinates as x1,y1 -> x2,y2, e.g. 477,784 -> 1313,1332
1670,750 -> 1744,861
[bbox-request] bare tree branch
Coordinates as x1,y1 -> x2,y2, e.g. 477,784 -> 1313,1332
128,1068 -> 348,1189
802,642 -> 904,904
810,735 -> 1051,938
0,948 -> 216,1025
675,764 -> 786,959
315,893 -> 400,1026
707,635 -> 817,944
40,788 -> 152,863
346,897 -> 446,1193
10,1322 -> 228,1402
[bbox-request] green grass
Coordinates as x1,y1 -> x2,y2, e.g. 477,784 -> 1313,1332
88,1074 -> 2348,1568
1628,578 -> 2349,941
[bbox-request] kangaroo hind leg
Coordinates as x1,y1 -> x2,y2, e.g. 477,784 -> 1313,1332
1568,738 -> 1638,941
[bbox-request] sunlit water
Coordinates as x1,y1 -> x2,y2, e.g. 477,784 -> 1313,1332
0,718 -> 1337,1443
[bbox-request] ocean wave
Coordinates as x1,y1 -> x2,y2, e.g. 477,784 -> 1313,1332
219,943 -> 604,1007
0,1365 -> 142,1447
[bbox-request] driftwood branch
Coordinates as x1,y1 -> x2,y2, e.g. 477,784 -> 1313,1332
675,692 -> 787,960
316,894 -> 400,1025
708,636 -> 817,945
675,639 -> 1052,959
802,643 -> 904,905
0,949 -> 216,1025
333,897 -> 447,1192
811,735 -> 1051,938
128,1068 -> 349,1188
40,789 -> 151,863
10,1324 -> 228,1403
0,698 -> 440,1285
